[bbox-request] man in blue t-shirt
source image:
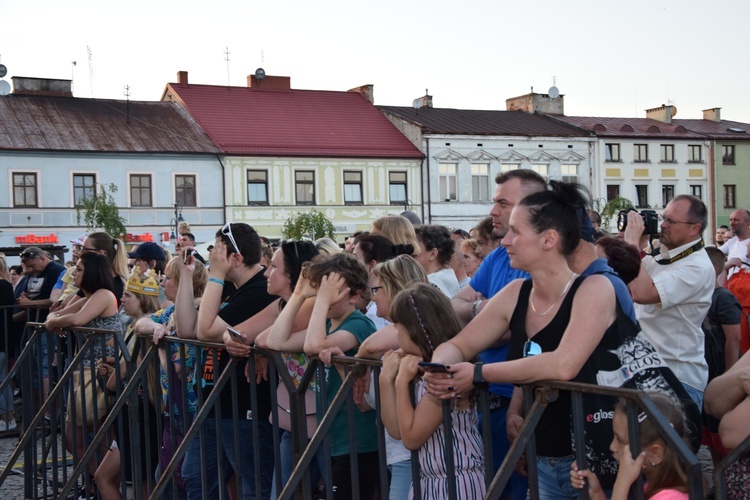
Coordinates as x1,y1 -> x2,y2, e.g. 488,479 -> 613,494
452,169 -> 547,500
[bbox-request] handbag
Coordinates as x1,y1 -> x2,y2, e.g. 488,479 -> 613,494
575,297 -> 702,488
67,368 -> 109,426
273,382 -> 318,439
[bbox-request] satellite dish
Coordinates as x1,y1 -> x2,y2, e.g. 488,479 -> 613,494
0,64 -> 7,78
255,68 -> 266,81
0,80 -> 10,96
412,98 -> 422,110
548,86 -> 560,99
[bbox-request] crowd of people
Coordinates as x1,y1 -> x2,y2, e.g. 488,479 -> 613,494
1,171 -> 750,499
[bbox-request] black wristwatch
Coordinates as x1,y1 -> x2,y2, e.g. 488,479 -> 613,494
473,362 -> 488,389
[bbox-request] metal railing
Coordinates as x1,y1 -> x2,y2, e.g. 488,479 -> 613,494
1,319 -> 746,499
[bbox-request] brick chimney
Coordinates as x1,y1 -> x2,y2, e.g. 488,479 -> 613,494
703,107 -> 721,122
247,74 -> 291,90
348,84 -> 374,104
645,104 -> 677,124
415,90 -> 432,108
11,77 -> 72,97
506,92 -> 564,115
177,71 -> 189,85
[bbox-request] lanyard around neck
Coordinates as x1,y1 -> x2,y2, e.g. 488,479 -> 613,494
654,239 -> 704,265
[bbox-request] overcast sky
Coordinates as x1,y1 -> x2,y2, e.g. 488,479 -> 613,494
3,0 -> 747,121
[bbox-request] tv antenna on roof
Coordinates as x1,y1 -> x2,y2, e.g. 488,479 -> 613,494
224,47 -> 231,87
548,76 -> 559,99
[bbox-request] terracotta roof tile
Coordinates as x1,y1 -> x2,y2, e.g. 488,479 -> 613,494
164,83 -> 423,159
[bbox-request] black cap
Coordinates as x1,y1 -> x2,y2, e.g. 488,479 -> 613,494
127,242 -> 166,262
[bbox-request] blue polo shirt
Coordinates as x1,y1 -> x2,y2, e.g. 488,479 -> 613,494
470,247 -> 529,398
581,258 -> 637,323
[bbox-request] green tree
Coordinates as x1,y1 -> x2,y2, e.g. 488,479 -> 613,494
600,196 -> 634,232
76,183 -> 127,238
282,209 -> 336,241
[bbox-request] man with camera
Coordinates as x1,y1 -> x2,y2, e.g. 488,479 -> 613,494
623,195 -> 714,407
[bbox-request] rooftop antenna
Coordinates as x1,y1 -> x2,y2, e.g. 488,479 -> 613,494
548,76 -> 560,99
123,85 -> 131,124
71,61 -> 76,95
0,59 -> 10,97
224,47 -> 231,87
87,45 -> 94,97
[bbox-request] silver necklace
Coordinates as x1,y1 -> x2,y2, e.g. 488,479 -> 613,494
529,273 -> 577,317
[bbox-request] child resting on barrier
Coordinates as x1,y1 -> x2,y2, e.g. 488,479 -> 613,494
299,252 -> 379,499
379,282 -> 486,499
570,392 -> 689,500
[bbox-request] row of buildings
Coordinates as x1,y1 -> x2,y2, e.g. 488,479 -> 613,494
1,71 -> 748,258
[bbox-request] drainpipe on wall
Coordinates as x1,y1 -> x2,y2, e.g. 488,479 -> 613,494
216,154 -> 228,224
707,141 -> 715,233
424,137 -> 431,223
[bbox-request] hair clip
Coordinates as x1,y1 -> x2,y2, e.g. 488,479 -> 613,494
637,412 -> 648,423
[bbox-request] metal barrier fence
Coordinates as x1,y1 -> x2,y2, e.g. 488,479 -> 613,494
1,317 -> 748,499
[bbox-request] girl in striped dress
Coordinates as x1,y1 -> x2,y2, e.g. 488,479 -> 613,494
380,283 -> 486,499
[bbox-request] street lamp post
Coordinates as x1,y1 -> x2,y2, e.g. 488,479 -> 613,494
169,203 -> 185,247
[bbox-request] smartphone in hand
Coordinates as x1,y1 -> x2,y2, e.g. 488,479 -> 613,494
226,327 -> 244,341
418,361 -> 449,373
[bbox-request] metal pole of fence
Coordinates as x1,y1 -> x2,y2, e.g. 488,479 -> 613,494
485,386 -> 557,499
344,364 -> 361,500
625,399 -> 645,499
442,398 -> 457,500
477,385 -> 494,491
570,391 -> 590,500
371,365 -> 390,499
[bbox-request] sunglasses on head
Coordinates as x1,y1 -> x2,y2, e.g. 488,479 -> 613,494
221,223 -> 241,255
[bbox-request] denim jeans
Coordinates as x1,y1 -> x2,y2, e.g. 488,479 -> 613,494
387,459 -> 412,500
478,405 -> 529,500
536,455 -> 578,500
181,417 -> 274,500
270,430 -> 323,498
682,383 -> 704,410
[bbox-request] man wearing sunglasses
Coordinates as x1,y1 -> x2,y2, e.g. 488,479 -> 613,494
624,195 -> 714,408
177,222 -> 277,499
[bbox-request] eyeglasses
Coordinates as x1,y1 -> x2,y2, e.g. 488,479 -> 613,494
658,214 -> 697,226
523,339 -> 542,358
221,223 -> 241,255
370,286 -> 383,295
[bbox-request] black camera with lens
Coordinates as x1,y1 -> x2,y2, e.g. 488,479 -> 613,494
617,208 -> 659,235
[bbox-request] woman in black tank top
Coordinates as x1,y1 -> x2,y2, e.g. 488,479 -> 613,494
427,181 -> 619,499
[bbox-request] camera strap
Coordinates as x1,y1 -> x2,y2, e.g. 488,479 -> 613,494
654,239 -> 704,265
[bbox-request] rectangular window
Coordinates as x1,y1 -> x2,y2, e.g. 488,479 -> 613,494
439,163 -> 457,201
389,171 -> 407,205
660,144 -> 675,163
688,145 -> 702,163
531,164 -> 548,180
247,170 -> 268,205
13,172 -> 37,207
175,174 -> 196,207
661,185 -> 674,207
295,171 -> 315,205
471,164 -> 490,202
606,185 -> 620,202
690,185 -> 703,200
605,143 -> 621,162
130,174 -> 152,207
723,145 -> 736,165
73,174 -> 96,206
636,185 -> 649,208
561,164 -> 578,184
500,163 -> 519,172
725,185 -> 737,208
634,144 -> 649,162
343,171 -> 363,205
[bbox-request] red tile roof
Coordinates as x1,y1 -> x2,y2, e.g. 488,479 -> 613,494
669,119 -> 750,140
378,106 -> 591,137
0,95 -> 220,153
163,82 -> 424,159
